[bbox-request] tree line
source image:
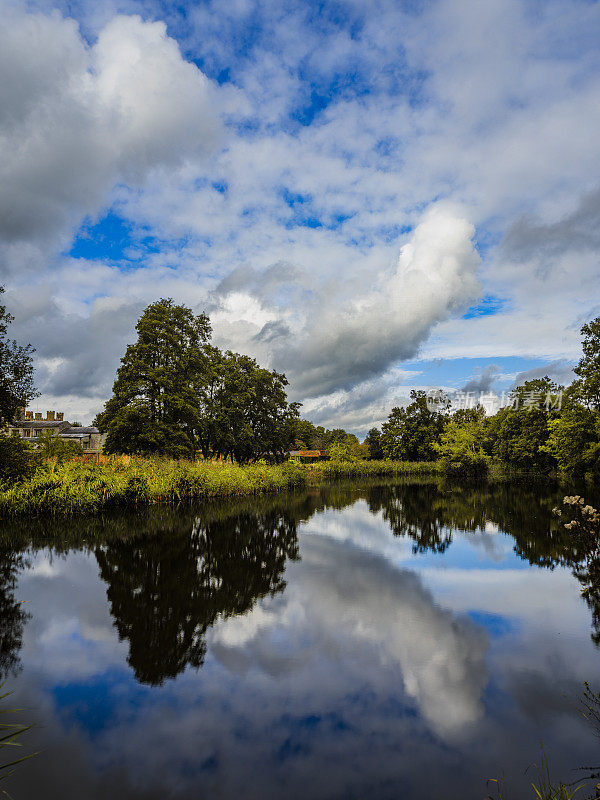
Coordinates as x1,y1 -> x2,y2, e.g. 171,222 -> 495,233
2,281 -> 600,479
362,318 -> 600,479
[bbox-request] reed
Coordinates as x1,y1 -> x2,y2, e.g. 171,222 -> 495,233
309,459 -> 441,479
0,458 -> 308,516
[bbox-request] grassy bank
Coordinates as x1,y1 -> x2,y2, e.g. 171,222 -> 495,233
308,459 -> 441,479
0,458 -> 439,516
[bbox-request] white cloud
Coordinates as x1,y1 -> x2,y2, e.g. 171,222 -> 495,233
0,9 -> 218,248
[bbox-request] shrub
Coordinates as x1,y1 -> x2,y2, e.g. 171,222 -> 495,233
0,436 -> 34,485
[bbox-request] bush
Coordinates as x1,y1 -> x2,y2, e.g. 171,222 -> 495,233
0,436 -> 34,485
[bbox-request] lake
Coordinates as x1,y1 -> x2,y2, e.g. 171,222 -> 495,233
1,479 -> 599,799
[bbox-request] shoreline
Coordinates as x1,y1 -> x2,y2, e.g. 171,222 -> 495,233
0,458 -> 440,517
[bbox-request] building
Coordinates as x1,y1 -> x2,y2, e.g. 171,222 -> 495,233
8,410 -> 105,453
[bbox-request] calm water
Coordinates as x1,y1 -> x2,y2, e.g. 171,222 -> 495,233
1,480 -> 599,799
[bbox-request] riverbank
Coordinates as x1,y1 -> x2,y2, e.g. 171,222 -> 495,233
0,458 -> 440,516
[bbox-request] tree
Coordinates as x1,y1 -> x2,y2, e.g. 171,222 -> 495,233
0,286 -> 37,426
364,428 -> 384,460
94,508 -> 299,685
573,317 -> 600,408
381,390 -> 449,461
0,436 -> 34,484
435,411 -> 490,478
97,299 -> 212,458
201,351 -> 300,463
34,430 -> 82,461
544,385 -> 600,480
491,377 -> 561,473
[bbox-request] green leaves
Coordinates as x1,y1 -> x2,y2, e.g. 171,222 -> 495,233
0,682 -> 36,785
0,286 -> 38,427
97,299 -> 299,462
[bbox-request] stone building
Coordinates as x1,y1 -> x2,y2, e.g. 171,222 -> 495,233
8,410 -> 105,453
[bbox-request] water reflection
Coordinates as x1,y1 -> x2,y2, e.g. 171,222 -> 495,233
0,550 -> 30,678
1,480 -> 599,799
95,509 -> 299,685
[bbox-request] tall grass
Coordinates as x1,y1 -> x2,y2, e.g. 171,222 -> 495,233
309,459 -> 441,479
0,457 -> 443,517
0,458 -> 308,516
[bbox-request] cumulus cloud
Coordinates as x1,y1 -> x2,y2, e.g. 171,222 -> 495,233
212,205 -> 481,398
0,9 -> 218,248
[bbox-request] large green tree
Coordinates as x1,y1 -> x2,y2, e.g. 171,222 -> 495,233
98,299 -> 299,461
381,390 -> 449,461
573,317 -> 600,408
0,286 -> 37,426
364,427 -> 384,460
97,299 -> 212,458
490,377 -> 562,473
198,351 -> 300,463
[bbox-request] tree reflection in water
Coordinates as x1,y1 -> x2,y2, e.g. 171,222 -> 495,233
1,477 -> 600,686
94,508 -> 300,685
0,550 -> 30,679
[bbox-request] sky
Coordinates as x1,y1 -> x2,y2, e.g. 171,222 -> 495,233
1,0 -> 600,432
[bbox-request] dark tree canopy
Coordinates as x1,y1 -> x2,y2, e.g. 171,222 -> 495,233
380,390 -> 449,461
94,508 -> 299,685
97,299 -> 212,458
363,428 -> 383,460
0,286 -> 37,426
489,377 -> 561,473
96,299 -> 299,461
574,317 -> 600,409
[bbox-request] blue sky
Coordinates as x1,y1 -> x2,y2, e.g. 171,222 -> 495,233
1,0 -> 600,431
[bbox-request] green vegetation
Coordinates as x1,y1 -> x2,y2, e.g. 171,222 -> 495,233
381,390 -> 449,461
0,437 -> 34,485
0,457 -> 441,516
364,316 -> 600,480
0,682 -> 35,783
311,459 -> 440,479
0,285 -> 37,428
96,299 -> 299,462
0,458 -> 309,516
434,408 -> 490,478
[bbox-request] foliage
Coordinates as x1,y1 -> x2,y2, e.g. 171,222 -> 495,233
435,411 -> 490,477
573,316 -> 600,409
544,386 -> 600,481
310,459 -> 440,479
97,299 -> 299,462
97,298 -> 212,458
0,286 -> 38,427
0,682 -> 35,783
327,441 -> 364,462
364,427 -> 384,460
33,430 -> 82,462
489,378 -> 561,473
381,390 -> 449,461
292,418 -> 359,451
196,349 -> 300,464
0,437 -> 34,485
0,458 -> 308,516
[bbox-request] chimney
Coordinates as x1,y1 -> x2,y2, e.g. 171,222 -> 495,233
25,411 -> 33,420
35,412 -> 42,420
56,412 -> 64,422
46,410 -> 55,421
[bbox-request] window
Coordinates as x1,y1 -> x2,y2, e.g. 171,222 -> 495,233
23,429 -> 31,438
